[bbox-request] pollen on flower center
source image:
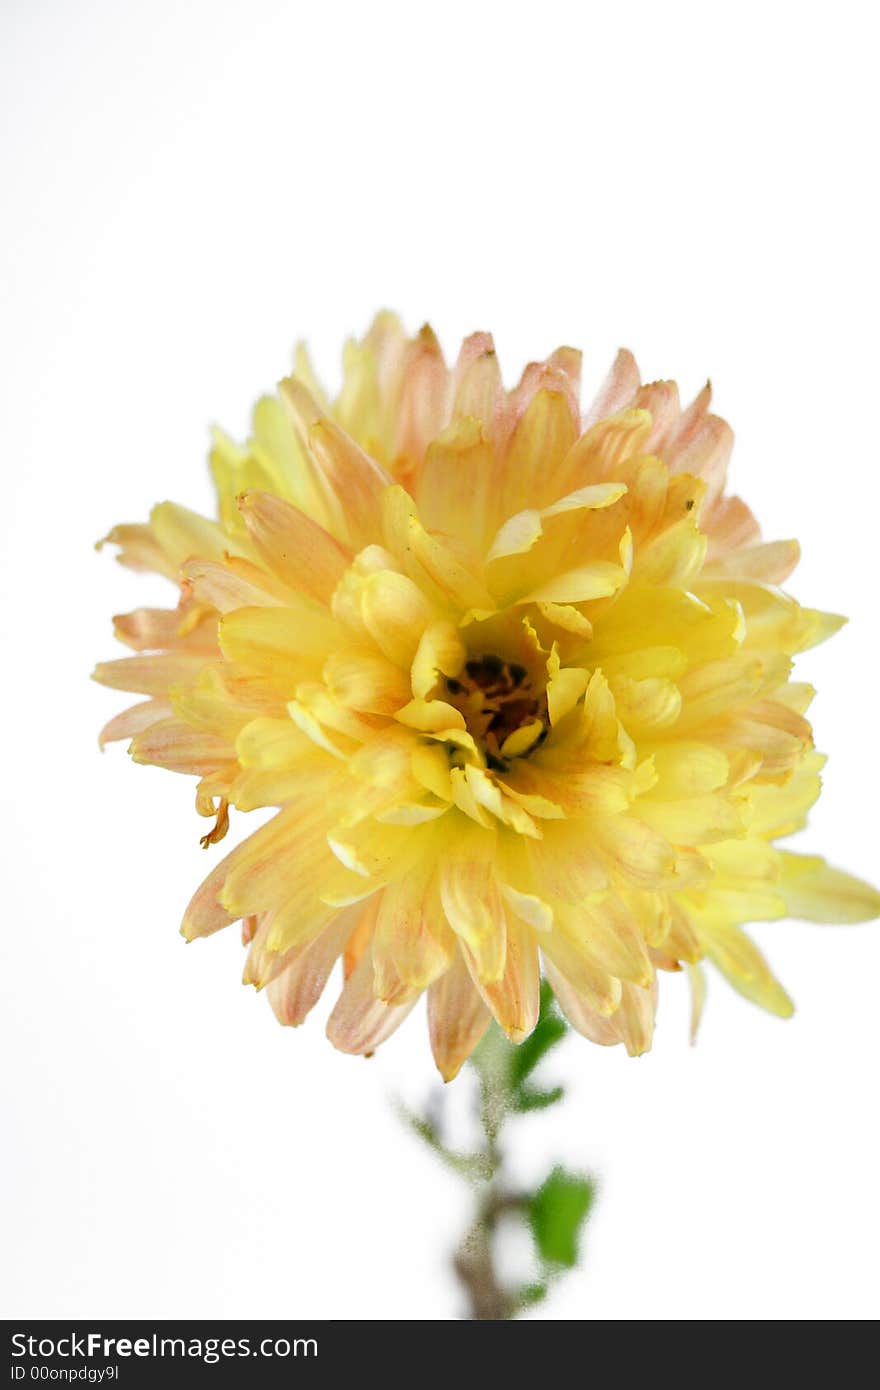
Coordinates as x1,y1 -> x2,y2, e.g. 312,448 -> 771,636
444,654 -> 548,770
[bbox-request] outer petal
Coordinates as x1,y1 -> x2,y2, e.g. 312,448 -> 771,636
181,849 -> 242,940
267,910 -> 360,1026
98,698 -> 172,748
543,961 -> 621,1045
582,348 -> 641,426
326,943 -> 418,1054
777,853 -> 880,923
130,719 -> 235,775
428,950 -> 491,1080
237,490 -> 351,602
470,912 -> 540,1042
698,920 -> 794,1017
372,865 -> 454,1003
438,823 -> 507,982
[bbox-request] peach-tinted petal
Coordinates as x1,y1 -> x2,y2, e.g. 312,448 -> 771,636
131,719 -> 235,775
372,865 -> 453,1003
267,911 -> 360,1025
180,849 -> 241,940
471,913 -> 540,1043
326,944 -> 418,1054
98,698 -> 173,748
238,490 -> 352,602
428,951 -> 492,1081
583,348 -> 641,426
92,652 -> 208,697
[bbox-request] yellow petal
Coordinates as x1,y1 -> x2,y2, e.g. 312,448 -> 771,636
439,824 -> 507,982
499,881 -> 554,933
372,868 -> 453,1002
382,485 -> 495,613
635,516 -> 708,587
499,720 -> 545,759
486,481 -> 626,564
410,620 -> 466,700
676,653 -> 791,732
636,793 -> 745,846
615,981 -> 657,1056
148,501 -> 231,570
411,741 -> 454,801
588,813 -> 676,887
580,897 -> 654,988
647,741 -> 730,797
699,920 -> 794,1018
610,674 -> 682,734
324,646 -> 411,715
518,560 -> 627,606
220,796 -> 343,917
415,418 -> 497,558
518,823 -> 608,901
546,665 -> 589,727
777,852 -> 880,923
555,408 -> 651,491
281,376 -> 394,548
395,697 -> 466,732
472,913 -> 540,1042
540,924 -> 622,1017
361,570 -> 432,666
219,602 -> 344,675
688,961 -> 707,1044
497,388 -> 579,518
745,750 -> 825,837
536,601 -> 594,637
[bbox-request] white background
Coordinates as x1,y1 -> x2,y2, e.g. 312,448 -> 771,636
2,0 -> 878,1321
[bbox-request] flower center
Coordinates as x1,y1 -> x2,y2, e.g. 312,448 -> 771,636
445,654 -> 548,771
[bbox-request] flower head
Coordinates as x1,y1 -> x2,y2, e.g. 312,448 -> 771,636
95,314 -> 879,1077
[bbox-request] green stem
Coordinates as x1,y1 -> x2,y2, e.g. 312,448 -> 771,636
402,984 -> 595,1320
453,1026 -> 523,1320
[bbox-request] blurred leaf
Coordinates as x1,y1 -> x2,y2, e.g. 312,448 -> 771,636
528,1166 -> 595,1268
509,981 -> 566,1088
397,1103 -> 493,1181
512,1083 -> 565,1113
514,1281 -> 550,1311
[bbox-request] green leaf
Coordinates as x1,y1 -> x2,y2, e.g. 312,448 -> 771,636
509,982 -> 566,1088
512,1083 -> 565,1113
528,1166 -> 596,1269
514,1281 -> 550,1311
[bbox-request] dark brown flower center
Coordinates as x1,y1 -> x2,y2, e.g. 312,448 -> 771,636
445,653 -> 548,770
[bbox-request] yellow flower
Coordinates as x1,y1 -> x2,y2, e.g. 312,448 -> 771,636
94,314 -> 879,1078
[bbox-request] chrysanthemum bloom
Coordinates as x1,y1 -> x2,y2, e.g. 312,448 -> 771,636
95,315 -> 879,1078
